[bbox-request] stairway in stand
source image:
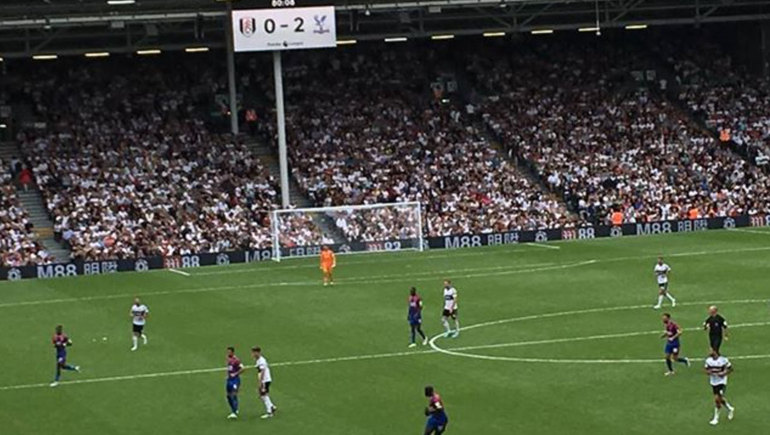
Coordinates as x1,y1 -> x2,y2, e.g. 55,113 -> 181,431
0,141 -> 18,164
250,141 -> 313,208
0,142 -> 71,263
247,140 -> 346,244
15,189 -> 71,263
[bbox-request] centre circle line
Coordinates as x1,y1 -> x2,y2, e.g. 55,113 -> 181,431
429,299 -> 770,364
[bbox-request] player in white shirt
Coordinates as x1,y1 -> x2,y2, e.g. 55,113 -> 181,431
441,280 -> 460,338
704,349 -> 735,425
130,297 -> 149,351
653,257 -> 676,309
251,346 -> 277,419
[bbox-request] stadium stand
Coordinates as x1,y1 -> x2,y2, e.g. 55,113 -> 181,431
2,37 -> 769,264
12,58 -> 321,261
0,158 -> 51,267
269,49 -> 573,238
469,40 -> 770,225
655,38 -> 770,168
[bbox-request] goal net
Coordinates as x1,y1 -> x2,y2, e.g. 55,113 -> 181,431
270,201 -> 424,261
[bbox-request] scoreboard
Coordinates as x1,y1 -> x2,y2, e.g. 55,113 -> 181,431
231,6 -> 337,52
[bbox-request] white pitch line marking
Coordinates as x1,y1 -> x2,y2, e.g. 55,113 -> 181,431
422,351 -> 770,365
435,298 -> 770,335
2,299 -> 768,391
607,246 -> 770,263
429,299 -> 770,364
159,245 -> 770,280
193,261 -> 556,278
524,242 -> 561,250
3,301 -> 769,391
168,269 -> 191,277
0,281 -> 314,309
3,244 -> 770,309
0,349 -> 437,392
320,262 -> 559,283
731,228 -> 770,236
180,235 -> 770,277
448,321 -> 770,353
0,262 -> 587,309
189,247 -> 543,277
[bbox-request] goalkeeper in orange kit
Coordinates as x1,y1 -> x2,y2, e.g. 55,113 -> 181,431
320,245 -> 336,286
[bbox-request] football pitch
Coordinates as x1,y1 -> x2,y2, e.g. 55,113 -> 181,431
1,229 -> 769,435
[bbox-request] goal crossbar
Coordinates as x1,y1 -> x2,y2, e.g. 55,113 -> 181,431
270,201 -> 424,261
272,201 -> 422,215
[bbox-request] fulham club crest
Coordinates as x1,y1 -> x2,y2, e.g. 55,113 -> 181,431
239,17 -> 256,37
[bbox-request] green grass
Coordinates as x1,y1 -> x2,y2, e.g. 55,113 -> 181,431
1,228 -> 769,434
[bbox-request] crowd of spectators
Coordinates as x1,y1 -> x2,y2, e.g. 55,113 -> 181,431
329,206 -> 420,243
13,57 -> 322,261
271,48 -> 572,239
0,158 -> 51,267
657,38 -> 770,167
3,36 -> 770,264
470,39 -> 770,224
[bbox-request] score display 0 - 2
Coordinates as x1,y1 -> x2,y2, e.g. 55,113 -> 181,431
232,6 -> 337,52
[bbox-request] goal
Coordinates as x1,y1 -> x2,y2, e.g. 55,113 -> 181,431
270,201 -> 424,261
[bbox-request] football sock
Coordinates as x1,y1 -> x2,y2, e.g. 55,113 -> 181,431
231,396 -> 239,413
454,319 -> 460,332
724,401 -> 733,411
63,364 -> 76,371
142,334 -> 148,344
55,366 -> 61,381
417,327 -> 426,340
713,408 -> 720,419
226,396 -> 234,412
666,294 -> 676,303
132,336 -> 138,348
410,325 -> 416,343
262,395 -> 274,413
665,359 -> 673,371
442,318 -> 451,332
677,358 -> 688,365
656,295 -> 664,306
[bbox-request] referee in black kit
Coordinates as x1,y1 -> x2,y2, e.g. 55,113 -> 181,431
704,305 -> 728,352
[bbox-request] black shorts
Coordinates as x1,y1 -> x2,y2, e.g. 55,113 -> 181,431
442,309 -> 457,319
132,323 -> 144,334
709,335 -> 722,352
658,282 -> 668,291
712,384 -> 726,396
260,382 -> 271,395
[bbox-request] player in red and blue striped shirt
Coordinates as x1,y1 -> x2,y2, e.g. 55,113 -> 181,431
662,313 -> 690,376
49,325 -> 80,387
408,287 -> 428,348
424,385 -> 448,434
225,346 -> 244,419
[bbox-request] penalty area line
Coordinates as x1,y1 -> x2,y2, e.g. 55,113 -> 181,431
524,243 -> 560,250
168,269 -> 191,277
0,261 -> 589,309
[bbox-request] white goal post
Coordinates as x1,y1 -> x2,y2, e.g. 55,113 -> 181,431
270,201 -> 424,261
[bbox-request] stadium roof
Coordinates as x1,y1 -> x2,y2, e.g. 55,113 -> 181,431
1,0 -> 770,58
